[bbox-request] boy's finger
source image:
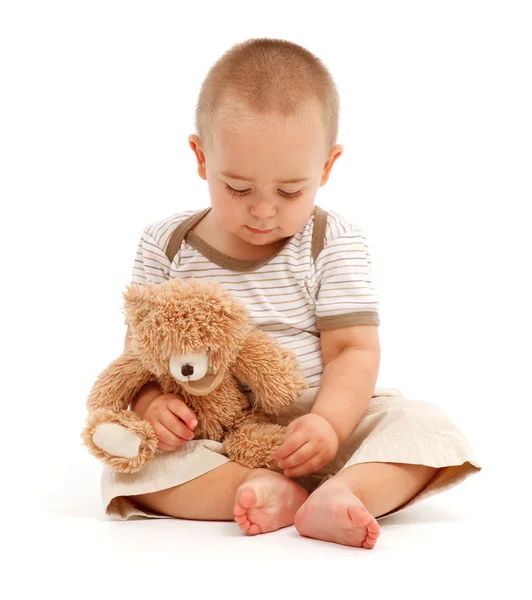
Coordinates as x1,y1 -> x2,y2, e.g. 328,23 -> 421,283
158,440 -> 185,451
153,422 -> 188,447
168,399 -> 198,429
277,442 -> 313,469
159,411 -> 195,440
273,432 -> 307,461
283,454 -> 321,478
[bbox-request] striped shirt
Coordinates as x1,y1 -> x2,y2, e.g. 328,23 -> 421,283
130,207 -> 380,389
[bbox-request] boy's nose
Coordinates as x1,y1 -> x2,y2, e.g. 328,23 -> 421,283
250,200 -> 276,219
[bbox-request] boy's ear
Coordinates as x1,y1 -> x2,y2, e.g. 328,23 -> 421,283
188,134 -> 207,180
321,144 -> 344,185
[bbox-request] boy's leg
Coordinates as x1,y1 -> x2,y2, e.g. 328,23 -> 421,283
334,461 -> 441,518
292,387 -> 480,549
294,462 -> 441,549
131,461 -> 308,534
132,461 -> 250,520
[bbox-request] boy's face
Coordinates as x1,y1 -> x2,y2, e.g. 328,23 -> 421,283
189,100 -> 343,249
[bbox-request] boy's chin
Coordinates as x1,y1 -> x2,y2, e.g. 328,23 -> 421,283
242,231 -> 284,246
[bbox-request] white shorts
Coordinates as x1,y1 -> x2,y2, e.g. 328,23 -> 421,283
101,387 -> 481,520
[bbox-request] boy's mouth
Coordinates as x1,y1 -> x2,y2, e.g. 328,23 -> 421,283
247,225 -> 274,234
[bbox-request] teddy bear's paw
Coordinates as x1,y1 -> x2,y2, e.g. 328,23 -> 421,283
92,423 -> 141,458
224,422 -> 286,469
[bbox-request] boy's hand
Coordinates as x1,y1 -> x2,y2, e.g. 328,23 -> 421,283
272,414 -> 338,478
143,393 -> 198,452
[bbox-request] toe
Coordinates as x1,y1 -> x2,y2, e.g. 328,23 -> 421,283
239,520 -> 251,531
363,538 -> 377,550
365,515 -> 380,537
346,504 -> 372,528
247,523 -> 261,535
367,521 -> 381,540
237,487 -> 257,509
233,503 -> 246,517
365,518 -> 380,547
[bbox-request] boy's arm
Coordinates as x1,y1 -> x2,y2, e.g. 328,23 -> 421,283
124,325 -> 162,416
311,324 -> 381,444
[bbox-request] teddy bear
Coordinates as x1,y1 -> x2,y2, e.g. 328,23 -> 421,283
81,277 -> 309,473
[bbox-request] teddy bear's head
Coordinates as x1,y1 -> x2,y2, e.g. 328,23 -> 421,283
122,278 -> 252,395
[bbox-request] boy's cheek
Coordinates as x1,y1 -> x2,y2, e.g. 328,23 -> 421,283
212,194 -> 239,219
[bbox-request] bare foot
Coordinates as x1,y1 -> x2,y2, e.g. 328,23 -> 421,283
233,468 -> 309,535
294,481 -> 380,549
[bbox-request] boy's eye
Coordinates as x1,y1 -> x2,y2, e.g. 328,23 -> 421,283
226,185 -> 249,195
225,184 -> 302,198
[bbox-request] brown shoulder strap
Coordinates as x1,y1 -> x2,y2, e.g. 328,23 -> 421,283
311,205 -> 328,264
165,208 -> 211,263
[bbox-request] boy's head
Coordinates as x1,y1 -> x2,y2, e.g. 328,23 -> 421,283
188,38 -> 343,248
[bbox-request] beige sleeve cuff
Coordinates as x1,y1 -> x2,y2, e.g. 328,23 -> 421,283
316,311 -> 380,330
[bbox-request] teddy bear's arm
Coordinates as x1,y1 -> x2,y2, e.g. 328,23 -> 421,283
86,350 -> 156,412
230,329 -> 308,415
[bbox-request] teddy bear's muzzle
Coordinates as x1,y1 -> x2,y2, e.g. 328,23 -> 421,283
170,352 -> 208,381
169,352 -> 226,396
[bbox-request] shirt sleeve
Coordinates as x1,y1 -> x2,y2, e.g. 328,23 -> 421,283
130,228 -> 172,286
124,228 -> 172,326
314,214 -> 380,330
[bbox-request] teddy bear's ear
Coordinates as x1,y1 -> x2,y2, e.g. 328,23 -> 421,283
121,282 -> 156,324
217,296 -> 250,326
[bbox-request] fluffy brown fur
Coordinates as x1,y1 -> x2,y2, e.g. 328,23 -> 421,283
81,277 -> 308,473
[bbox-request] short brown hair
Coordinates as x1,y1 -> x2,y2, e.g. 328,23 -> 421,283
194,38 -> 340,152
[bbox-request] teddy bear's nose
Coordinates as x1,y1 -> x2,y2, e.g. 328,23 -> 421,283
181,364 -> 194,377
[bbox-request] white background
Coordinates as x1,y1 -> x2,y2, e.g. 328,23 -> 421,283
1,1 -> 530,598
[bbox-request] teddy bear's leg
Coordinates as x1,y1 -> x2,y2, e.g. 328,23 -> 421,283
81,408 -> 159,473
223,412 -> 286,470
